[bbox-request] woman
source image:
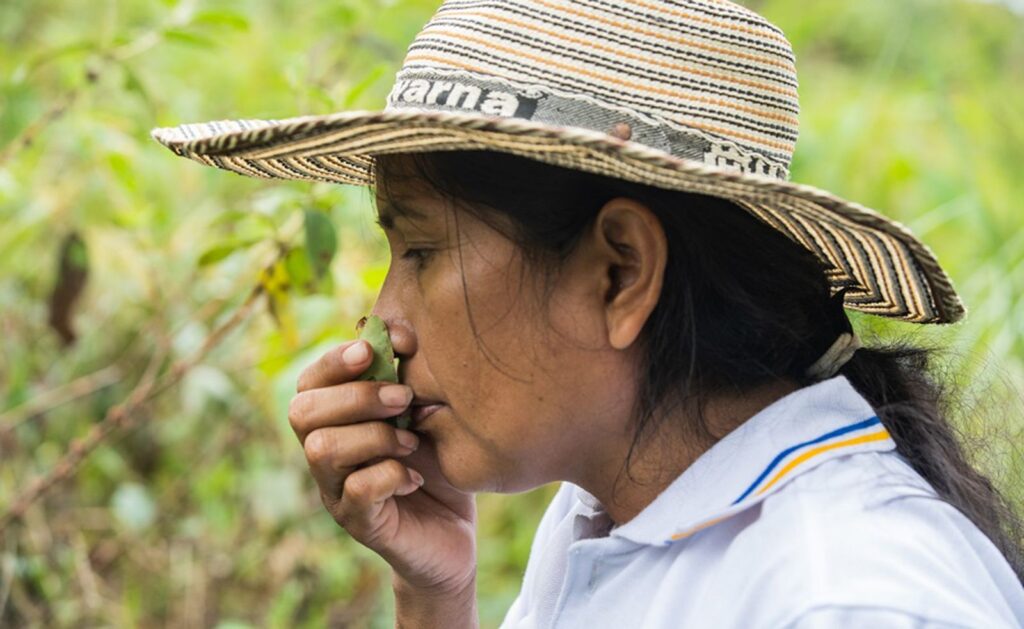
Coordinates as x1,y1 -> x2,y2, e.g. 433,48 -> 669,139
152,1 -> 1024,626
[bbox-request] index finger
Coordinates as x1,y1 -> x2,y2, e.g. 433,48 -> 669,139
296,340 -> 373,393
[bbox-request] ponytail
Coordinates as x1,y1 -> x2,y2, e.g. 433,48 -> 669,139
840,344 -> 1024,581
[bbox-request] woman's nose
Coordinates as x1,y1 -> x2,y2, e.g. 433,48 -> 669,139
371,314 -> 416,358
371,268 -> 416,357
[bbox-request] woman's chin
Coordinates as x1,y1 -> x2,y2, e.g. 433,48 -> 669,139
436,453 -> 542,495
436,459 -> 488,493
428,429 -> 541,493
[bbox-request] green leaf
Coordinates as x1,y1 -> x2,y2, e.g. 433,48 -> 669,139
197,238 -> 263,267
356,315 -> 397,382
197,245 -> 239,268
355,315 -> 410,429
283,245 -> 315,294
161,28 -> 218,49
208,210 -> 278,236
303,209 -> 337,279
208,210 -> 254,227
191,9 -> 251,31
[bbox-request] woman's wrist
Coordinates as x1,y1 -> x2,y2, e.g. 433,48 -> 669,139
393,572 -> 479,629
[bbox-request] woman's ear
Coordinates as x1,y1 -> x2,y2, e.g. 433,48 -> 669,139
589,197 -> 668,350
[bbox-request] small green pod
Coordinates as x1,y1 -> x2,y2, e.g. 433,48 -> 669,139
355,315 -> 411,430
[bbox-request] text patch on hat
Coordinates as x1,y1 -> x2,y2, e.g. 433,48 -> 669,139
388,76 -> 541,119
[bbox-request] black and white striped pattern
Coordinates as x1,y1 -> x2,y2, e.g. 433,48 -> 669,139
150,0 -> 966,324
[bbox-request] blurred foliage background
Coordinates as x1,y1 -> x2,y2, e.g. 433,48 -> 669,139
1,0 -> 1022,626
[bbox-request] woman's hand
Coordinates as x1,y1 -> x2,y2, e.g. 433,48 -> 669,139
289,339 -> 477,595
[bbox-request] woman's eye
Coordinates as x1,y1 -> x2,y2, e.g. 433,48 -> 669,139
401,247 -> 432,269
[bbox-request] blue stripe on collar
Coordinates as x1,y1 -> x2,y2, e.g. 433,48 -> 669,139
731,416 -> 883,505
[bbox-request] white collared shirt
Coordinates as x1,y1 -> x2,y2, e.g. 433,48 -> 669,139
499,375 -> 1024,628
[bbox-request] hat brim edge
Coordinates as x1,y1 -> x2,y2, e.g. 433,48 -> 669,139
149,109 -> 966,325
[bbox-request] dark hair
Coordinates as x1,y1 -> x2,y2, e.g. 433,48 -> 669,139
373,149 -> 1024,581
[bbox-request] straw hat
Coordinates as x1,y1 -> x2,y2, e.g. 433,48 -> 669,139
150,0 -> 965,325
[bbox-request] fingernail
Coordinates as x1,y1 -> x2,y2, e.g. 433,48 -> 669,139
396,429 -> 419,452
379,384 -> 412,407
409,468 -> 425,486
343,342 -> 370,365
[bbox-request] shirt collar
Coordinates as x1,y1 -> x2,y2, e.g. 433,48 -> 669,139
573,374 -> 896,547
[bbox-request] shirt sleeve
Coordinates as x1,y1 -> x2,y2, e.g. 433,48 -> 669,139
781,605 -> 983,629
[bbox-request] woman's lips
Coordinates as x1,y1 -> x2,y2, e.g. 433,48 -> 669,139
411,403 -> 444,425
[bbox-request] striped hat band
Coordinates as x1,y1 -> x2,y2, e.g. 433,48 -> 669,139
150,0 -> 966,324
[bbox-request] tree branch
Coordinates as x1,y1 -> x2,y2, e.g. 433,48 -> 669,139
0,285 -> 265,533
0,365 -> 123,438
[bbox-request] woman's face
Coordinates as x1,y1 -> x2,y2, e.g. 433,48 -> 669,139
371,156 -> 649,495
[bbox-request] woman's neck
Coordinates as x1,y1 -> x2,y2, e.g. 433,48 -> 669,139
576,378 -> 800,527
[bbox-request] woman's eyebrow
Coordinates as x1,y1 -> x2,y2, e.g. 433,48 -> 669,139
375,198 -> 429,231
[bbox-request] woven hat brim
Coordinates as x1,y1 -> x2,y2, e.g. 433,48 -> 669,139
150,109 -> 965,325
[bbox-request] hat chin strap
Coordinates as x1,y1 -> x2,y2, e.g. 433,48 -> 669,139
805,332 -> 862,381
